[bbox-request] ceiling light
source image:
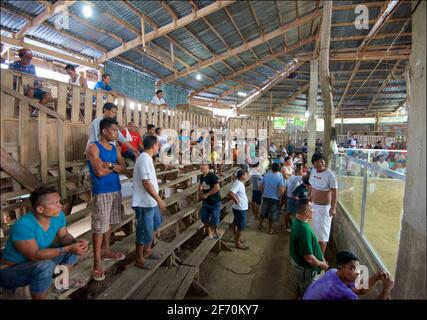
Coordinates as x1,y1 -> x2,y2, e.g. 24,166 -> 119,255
82,5 -> 93,18
196,74 -> 202,81
237,91 -> 247,97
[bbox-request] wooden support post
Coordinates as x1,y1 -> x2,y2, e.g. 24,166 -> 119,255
141,104 -> 147,129
38,111 -> 48,184
159,106 -> 164,127
84,89 -> 93,124
96,91 -> 103,118
18,101 -> 29,166
116,97 -> 124,125
71,86 -> 80,123
147,104 -> 153,125
307,59 -> 318,164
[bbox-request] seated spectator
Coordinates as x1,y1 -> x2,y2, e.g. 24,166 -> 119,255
143,124 -> 156,140
303,250 -> 394,300
290,198 -> 328,298
393,161 -> 406,175
9,48 -> 52,115
121,121 -> 143,163
0,186 -> 88,299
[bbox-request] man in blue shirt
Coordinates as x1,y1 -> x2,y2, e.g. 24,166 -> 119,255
9,48 -> 52,114
94,73 -> 118,98
257,163 -> 285,235
0,186 -> 88,299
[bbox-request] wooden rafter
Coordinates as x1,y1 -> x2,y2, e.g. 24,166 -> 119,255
97,1 -> 235,63
273,83 -> 310,112
159,10 -> 322,84
15,1 -> 75,39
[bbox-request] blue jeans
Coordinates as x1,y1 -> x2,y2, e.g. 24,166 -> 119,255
0,253 -> 78,294
232,209 -> 247,231
134,206 -> 163,246
200,202 -> 221,226
260,197 -> 280,222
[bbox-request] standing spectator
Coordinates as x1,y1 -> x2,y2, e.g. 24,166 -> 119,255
86,102 -> 139,158
65,64 -> 88,88
132,136 -> 166,270
292,175 -> 311,202
290,199 -> 328,298
284,163 -> 304,232
94,73 -> 118,98
9,48 -> 52,114
228,170 -> 249,250
199,164 -> 222,241
258,163 -> 286,235
281,156 -> 294,180
303,250 -> 394,300
0,186 -> 88,299
249,163 -> 262,220
86,118 -> 127,281
309,153 -> 338,255
120,121 -> 143,162
287,142 -> 295,155
151,89 -> 168,106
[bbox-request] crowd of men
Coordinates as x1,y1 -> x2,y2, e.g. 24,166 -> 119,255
1,52 -> 395,299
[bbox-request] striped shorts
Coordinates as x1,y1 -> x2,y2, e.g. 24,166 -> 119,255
92,191 -> 123,234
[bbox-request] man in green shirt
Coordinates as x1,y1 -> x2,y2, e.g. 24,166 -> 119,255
290,198 -> 329,298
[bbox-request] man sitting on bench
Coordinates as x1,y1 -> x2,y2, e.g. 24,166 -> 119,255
0,186 -> 88,299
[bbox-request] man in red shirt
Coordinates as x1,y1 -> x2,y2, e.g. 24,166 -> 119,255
121,121 -> 143,162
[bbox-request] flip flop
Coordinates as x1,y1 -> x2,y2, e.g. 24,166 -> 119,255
135,260 -> 156,270
102,252 -> 125,261
92,269 -> 105,282
268,230 -> 278,235
53,279 -> 88,293
235,244 -> 249,250
145,250 -> 163,260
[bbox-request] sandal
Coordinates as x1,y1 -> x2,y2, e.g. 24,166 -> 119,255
268,230 -> 278,235
145,250 -> 163,260
53,279 -> 87,293
102,252 -> 125,261
134,260 -> 156,270
235,244 -> 249,250
92,269 -> 105,282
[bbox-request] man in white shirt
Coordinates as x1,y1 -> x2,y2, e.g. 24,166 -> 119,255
309,152 -> 338,255
132,135 -> 167,270
228,170 -> 249,250
151,89 -> 168,106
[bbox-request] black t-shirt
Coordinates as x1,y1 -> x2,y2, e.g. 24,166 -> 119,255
292,184 -> 309,200
199,172 -> 221,205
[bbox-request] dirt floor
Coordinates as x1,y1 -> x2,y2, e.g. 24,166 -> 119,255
187,209 -> 337,300
338,176 -> 405,275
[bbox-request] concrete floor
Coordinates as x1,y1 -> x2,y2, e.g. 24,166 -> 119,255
189,210 -> 337,300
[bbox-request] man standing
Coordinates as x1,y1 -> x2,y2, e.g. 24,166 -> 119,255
94,73 -> 118,98
151,89 -> 168,107
258,163 -> 286,235
249,163 -> 262,220
86,118 -> 126,281
228,170 -> 249,250
309,153 -> 338,255
86,102 -> 139,159
284,163 -> 303,232
65,64 -> 88,88
132,135 -> 166,270
199,164 -> 222,241
290,199 -> 329,298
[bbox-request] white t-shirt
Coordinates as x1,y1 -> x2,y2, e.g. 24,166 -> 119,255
230,179 -> 248,211
309,168 -> 338,192
132,152 -> 159,208
151,95 -> 166,105
350,139 -> 357,147
378,161 -> 389,170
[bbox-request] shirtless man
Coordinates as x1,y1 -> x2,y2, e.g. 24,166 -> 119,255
308,153 -> 338,255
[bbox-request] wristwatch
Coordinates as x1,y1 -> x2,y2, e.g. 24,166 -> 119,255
108,162 -> 115,170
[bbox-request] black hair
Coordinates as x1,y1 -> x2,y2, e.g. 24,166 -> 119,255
302,175 -> 310,185
336,250 -> 359,267
155,127 -> 161,134
65,64 -> 75,72
102,73 -> 111,80
236,170 -> 248,179
296,198 -> 310,214
311,152 -> 324,164
295,163 -> 303,170
271,163 -> 280,172
284,156 -> 291,162
29,185 -> 58,210
100,117 -> 118,132
147,124 -> 155,130
249,162 -> 259,168
190,130 -> 195,134
143,135 -> 159,150
102,102 -> 117,113
156,89 -> 163,94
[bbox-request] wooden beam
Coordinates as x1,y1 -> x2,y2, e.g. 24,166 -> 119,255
159,10 -> 322,84
15,1 -> 75,39
188,97 -> 233,109
190,36 -> 314,96
97,1 -> 235,63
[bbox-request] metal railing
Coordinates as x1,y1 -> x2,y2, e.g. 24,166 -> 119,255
332,153 -> 406,275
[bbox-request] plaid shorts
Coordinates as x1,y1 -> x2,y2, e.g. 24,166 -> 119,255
92,191 -> 123,234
